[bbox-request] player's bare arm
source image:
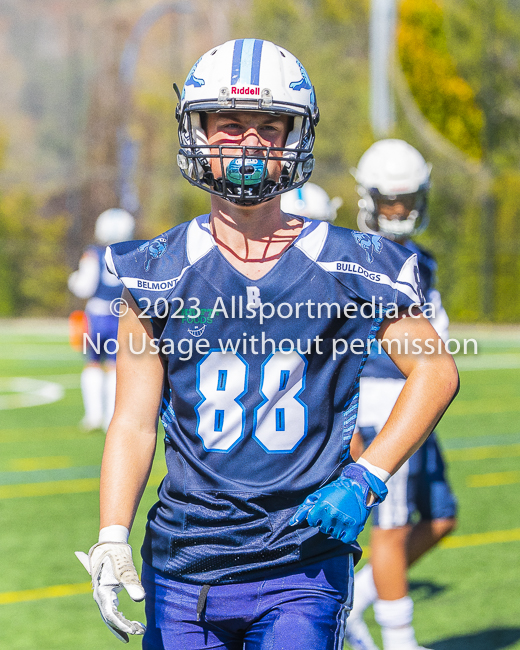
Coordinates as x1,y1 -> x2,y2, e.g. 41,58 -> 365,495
99,287 -> 164,531
292,311 -> 458,543
360,310 -> 459,476
76,288 -> 163,643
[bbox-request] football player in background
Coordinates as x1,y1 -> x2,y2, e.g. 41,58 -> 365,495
76,42 -> 458,650
68,208 -> 134,431
344,140 -> 458,650
281,181 -> 342,223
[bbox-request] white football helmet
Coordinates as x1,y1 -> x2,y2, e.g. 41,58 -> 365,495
281,182 -> 342,222
175,39 -> 319,205
353,139 -> 431,239
95,208 -> 135,245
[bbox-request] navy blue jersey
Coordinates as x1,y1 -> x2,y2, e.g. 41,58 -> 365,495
107,217 -> 422,585
87,245 -> 123,304
362,239 -> 442,380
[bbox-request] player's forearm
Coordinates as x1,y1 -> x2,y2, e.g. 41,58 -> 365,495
360,355 -> 458,476
99,418 -> 157,531
98,288 -> 164,531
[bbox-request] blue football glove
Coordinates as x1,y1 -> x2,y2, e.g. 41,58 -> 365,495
290,463 -> 388,544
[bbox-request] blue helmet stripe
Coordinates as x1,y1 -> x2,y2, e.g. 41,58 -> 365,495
231,39 -> 244,85
231,39 -> 264,87
239,39 -> 256,85
250,39 -> 263,85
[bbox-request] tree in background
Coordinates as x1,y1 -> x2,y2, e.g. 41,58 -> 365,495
0,131 -> 69,316
1,0 -> 519,320
398,0 -> 483,159
0,190 -> 69,316
397,0 -> 520,322
493,171 -> 520,322
444,0 -> 520,322
396,0 -> 486,322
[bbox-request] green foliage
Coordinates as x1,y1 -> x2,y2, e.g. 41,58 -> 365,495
493,171 -> 520,322
133,85 -> 211,235
7,0 -> 511,321
413,164 -> 480,322
443,0 -> 520,168
398,0 -> 483,159
256,0 -> 300,25
396,0 -> 520,321
316,0 -> 368,23
0,189 -> 69,316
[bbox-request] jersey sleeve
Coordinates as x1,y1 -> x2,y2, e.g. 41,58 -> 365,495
426,288 -> 449,341
311,225 -> 424,314
104,226 -> 187,320
412,243 -> 449,340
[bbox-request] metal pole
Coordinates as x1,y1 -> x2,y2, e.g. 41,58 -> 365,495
369,0 -> 396,137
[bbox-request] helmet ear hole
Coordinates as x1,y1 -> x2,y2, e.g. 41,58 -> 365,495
357,189 -> 375,215
285,116 -> 295,143
198,112 -> 208,136
190,112 -> 209,147
285,116 -> 303,151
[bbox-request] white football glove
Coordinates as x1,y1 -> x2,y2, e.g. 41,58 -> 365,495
75,542 -> 146,643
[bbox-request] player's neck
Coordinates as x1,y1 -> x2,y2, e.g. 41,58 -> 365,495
209,197 -> 303,280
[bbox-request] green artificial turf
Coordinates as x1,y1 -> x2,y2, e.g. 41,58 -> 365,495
0,322 -> 518,649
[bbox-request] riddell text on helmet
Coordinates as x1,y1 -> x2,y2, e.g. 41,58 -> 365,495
231,86 -> 261,96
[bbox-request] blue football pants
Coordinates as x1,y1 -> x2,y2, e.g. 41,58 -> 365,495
141,555 -> 354,650
85,312 -> 119,363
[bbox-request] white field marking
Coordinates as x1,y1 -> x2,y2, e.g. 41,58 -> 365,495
0,347 -> 78,361
0,378 -> 64,410
442,432 -> 520,449
0,426 -> 88,444
39,373 -> 81,388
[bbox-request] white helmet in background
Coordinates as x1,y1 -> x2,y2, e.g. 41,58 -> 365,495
95,208 -> 135,245
281,182 -> 342,222
175,38 -> 319,205
353,139 -> 431,239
